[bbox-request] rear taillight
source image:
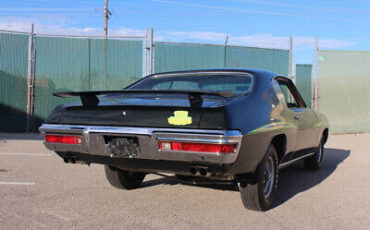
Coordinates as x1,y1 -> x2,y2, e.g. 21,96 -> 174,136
45,135 -> 82,145
158,141 -> 236,154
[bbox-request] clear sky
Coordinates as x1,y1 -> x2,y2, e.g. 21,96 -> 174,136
1,0 -> 370,64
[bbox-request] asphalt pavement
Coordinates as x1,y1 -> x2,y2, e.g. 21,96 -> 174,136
0,132 -> 369,230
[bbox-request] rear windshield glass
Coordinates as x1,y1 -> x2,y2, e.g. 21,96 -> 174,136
127,73 -> 253,96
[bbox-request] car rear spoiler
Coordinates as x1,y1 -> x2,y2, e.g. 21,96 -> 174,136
53,90 -> 233,107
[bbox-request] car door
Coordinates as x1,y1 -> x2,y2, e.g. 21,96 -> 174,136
276,78 -> 318,151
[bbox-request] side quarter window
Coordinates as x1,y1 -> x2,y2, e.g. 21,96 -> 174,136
272,80 -> 287,105
274,78 -> 307,108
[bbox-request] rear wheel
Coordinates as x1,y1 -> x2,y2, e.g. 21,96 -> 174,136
304,138 -> 324,170
239,145 -> 279,211
104,166 -> 145,190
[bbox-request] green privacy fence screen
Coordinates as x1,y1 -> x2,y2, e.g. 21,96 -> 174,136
0,32 -> 29,132
295,64 -> 312,108
154,42 -> 289,76
318,50 -> 370,134
0,31 -> 143,132
33,36 -> 143,129
5,31 -> 369,135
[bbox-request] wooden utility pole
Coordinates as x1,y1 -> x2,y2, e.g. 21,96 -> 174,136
104,0 -> 109,37
103,0 -> 111,88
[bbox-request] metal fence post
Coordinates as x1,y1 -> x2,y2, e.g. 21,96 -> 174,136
149,28 -> 153,75
289,36 -> 293,80
26,24 -> 35,132
104,37 -> 108,89
292,54 -> 296,84
87,36 -> 91,90
143,28 -> 148,77
30,35 -> 36,131
223,36 -> 229,68
313,37 -> 319,111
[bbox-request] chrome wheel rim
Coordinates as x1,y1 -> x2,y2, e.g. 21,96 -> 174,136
263,156 -> 275,198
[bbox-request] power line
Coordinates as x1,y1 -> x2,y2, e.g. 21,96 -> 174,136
0,14 -> 94,16
150,0 -> 370,24
0,8 -> 93,11
226,0 -> 370,15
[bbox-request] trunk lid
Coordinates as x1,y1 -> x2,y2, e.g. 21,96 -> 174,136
57,93 -> 228,129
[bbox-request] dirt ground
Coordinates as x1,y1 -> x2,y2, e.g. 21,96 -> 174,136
0,133 -> 369,230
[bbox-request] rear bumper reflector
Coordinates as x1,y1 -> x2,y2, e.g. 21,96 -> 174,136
158,141 -> 236,154
45,135 -> 82,145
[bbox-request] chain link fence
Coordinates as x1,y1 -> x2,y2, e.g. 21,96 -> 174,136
317,50 -> 370,134
1,28 -> 294,132
0,32 -> 29,132
6,28 -> 369,135
295,64 -> 312,108
33,35 -> 144,129
0,30 -> 145,132
154,42 -> 289,76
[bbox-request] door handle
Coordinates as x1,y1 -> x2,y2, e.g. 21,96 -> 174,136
294,115 -> 302,120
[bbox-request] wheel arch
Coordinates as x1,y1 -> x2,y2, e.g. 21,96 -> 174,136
271,134 -> 287,163
322,128 -> 329,145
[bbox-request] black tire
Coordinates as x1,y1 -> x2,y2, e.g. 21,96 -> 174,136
304,138 -> 324,170
104,165 -> 145,190
239,145 -> 279,211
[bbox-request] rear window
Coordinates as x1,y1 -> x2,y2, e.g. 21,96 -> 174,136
128,73 -> 253,96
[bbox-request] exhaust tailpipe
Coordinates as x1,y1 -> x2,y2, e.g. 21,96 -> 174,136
190,167 -> 197,175
63,156 -> 70,163
190,166 -> 209,176
63,156 -> 87,165
199,167 -> 208,176
70,156 -> 76,164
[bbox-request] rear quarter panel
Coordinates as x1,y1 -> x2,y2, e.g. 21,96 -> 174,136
226,72 -> 298,174
312,111 -> 330,145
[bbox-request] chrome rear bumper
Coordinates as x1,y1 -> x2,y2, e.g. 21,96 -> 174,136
39,124 -> 243,164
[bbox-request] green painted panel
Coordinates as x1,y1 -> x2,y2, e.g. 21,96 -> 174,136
318,50 -> 370,134
33,36 -> 143,129
154,42 -> 224,73
0,32 -> 28,132
295,64 -> 312,108
154,42 -> 289,76
225,46 -> 289,76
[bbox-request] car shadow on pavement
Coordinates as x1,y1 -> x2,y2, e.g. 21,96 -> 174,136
140,176 -> 180,188
141,176 -> 239,191
272,148 -> 350,208
139,148 -> 350,207
139,174 -> 238,191
182,181 -> 239,191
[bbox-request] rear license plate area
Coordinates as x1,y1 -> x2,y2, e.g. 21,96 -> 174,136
106,136 -> 140,158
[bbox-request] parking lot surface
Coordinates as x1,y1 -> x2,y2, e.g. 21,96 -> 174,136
0,133 -> 369,230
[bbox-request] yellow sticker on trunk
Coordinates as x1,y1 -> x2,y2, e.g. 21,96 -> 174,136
168,111 -> 192,125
